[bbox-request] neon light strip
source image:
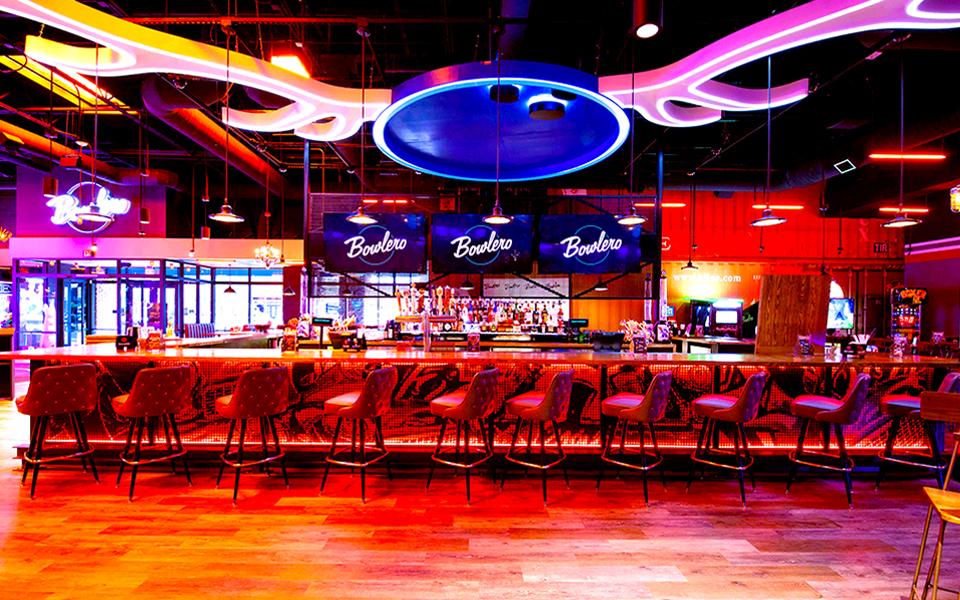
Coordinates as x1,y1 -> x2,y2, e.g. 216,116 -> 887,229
599,0 -> 960,127
634,202 -> 687,208
868,152 -> 947,160
750,204 -> 805,210
879,207 -> 929,213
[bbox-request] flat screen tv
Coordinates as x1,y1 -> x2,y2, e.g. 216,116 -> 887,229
828,298 -> 855,330
714,309 -> 739,325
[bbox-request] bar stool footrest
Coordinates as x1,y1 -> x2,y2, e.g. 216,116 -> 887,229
600,451 -> 663,471
876,450 -> 946,471
221,449 -> 286,469
690,452 -> 755,472
120,449 -> 187,467
504,452 -> 565,470
326,448 -> 390,469
23,447 -> 94,465
788,450 -> 854,472
432,448 -> 493,470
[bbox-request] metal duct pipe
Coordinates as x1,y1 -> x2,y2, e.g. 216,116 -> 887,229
0,118 -> 178,186
499,0 -> 530,58
141,77 -> 285,197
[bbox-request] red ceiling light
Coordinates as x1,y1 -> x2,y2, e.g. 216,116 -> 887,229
750,204 -> 804,210
633,201 -> 687,208
878,206 -> 929,214
868,152 -> 947,161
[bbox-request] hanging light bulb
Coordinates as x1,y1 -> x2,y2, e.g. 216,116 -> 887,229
681,259 -> 699,270
282,285 -> 297,297
617,205 -> 647,227
951,184 -> 960,214
460,277 -> 475,291
200,225 -> 211,240
74,204 -> 114,224
483,201 -> 512,225
882,211 -> 921,228
751,207 -> 788,227
209,202 -> 244,223
346,205 -> 377,225
594,277 -> 609,292
224,284 -> 237,294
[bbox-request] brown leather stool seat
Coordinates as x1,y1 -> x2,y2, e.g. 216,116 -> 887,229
16,363 -> 100,498
500,369 -> 575,505
687,371 -> 768,506
214,366 -> 291,504
426,368 -> 500,503
786,373 -> 872,507
876,372 -> 960,490
597,371 -> 673,504
111,365 -> 193,500
321,366 -> 397,503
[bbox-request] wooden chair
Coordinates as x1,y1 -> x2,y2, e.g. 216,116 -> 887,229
909,389 -> 960,600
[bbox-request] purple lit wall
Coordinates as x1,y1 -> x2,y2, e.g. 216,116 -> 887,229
15,166 -> 167,238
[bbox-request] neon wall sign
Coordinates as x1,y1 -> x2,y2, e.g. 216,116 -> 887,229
46,181 -> 131,233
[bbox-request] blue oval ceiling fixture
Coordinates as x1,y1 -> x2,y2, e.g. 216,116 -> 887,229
372,60 -> 631,182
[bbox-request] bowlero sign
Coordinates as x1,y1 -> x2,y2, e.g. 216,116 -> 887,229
431,214 -> 534,274
322,213 -> 426,273
538,214 -> 643,273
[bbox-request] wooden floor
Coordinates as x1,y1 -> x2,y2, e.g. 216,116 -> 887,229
0,400 -> 956,599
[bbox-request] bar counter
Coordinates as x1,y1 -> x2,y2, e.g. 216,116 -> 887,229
4,345 -> 958,453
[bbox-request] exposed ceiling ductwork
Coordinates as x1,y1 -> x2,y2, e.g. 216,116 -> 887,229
141,77 -> 286,197
0,118 -> 178,187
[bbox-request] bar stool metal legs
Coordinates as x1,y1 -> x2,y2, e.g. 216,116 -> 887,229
597,418 -> 667,505
876,416 -> 946,489
500,417 -> 568,505
426,416 -> 495,504
116,414 -> 191,501
216,415 -> 289,505
321,416 -> 390,503
686,416 -> 755,507
21,412 -> 99,499
786,418 -> 855,507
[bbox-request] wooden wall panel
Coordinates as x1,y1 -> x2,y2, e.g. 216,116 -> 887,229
756,274 -> 831,354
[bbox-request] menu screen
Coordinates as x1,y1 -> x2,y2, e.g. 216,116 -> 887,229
431,214 -> 534,274
538,214 -> 643,273
322,213 -> 427,273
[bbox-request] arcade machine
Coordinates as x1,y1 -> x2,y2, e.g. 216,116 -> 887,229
890,287 -> 926,343
708,299 -> 743,339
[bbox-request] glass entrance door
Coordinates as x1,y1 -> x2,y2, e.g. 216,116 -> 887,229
61,280 -> 87,347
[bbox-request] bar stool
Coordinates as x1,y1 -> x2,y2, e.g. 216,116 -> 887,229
16,363 -> 100,499
112,365 -> 193,500
321,366 -> 397,503
786,372 -> 872,507
876,372 -> 960,489
214,366 -> 291,504
597,370 -> 673,504
686,371 -> 767,507
909,388 -> 960,600
426,367 -> 500,504
500,369 -> 575,505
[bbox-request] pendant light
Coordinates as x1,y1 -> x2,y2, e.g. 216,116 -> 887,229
188,165 -> 196,258
484,33 -> 512,226
617,49 -> 646,228
210,30 -> 244,224
460,277 -> 476,291
594,277 -> 609,292
254,170 -> 281,267
347,26 -> 377,226
224,284 -> 237,294
883,51 -> 920,229
74,46 -> 113,226
681,180 -> 699,270
752,57 -> 786,228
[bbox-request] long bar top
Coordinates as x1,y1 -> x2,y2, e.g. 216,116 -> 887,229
3,344 -> 959,368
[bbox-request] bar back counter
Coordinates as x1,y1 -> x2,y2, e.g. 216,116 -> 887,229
3,344 -> 957,454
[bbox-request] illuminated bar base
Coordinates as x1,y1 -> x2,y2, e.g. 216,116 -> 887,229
6,346 -> 957,453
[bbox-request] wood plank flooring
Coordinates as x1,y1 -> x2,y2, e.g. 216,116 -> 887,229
0,396 -> 956,599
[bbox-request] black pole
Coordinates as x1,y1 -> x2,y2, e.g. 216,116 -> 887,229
303,140 -> 311,298
653,149 -> 664,323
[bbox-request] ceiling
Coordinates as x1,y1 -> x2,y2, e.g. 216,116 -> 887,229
1,0 -> 958,240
